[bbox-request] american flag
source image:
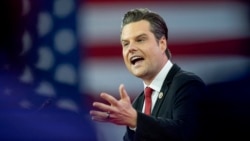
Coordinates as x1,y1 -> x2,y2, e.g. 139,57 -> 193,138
0,0 -> 96,140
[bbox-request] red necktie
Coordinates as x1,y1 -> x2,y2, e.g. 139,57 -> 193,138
144,87 -> 153,115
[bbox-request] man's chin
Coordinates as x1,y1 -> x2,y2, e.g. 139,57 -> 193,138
131,70 -> 144,78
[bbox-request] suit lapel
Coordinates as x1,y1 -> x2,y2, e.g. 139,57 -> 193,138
151,64 -> 181,116
132,92 -> 145,112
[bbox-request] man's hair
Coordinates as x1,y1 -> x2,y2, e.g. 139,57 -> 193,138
121,8 -> 171,59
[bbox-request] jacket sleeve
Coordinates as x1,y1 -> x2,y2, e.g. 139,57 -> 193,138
123,127 -> 135,141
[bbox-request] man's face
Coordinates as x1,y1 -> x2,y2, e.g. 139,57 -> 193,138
121,20 -> 167,84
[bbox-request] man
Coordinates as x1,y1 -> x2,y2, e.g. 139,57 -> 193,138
90,8 -> 206,141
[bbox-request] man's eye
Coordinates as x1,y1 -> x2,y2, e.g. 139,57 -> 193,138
122,43 -> 128,47
137,38 -> 145,42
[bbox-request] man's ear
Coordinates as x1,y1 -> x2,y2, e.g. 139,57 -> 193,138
159,36 -> 167,53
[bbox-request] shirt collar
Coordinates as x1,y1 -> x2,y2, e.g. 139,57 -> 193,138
143,60 -> 173,92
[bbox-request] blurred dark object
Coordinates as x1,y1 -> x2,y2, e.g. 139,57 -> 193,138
200,70 -> 250,140
0,0 -> 25,73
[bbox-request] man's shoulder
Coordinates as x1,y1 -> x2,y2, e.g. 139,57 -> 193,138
172,65 -> 205,85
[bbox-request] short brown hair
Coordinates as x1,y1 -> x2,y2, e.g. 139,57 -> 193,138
121,8 -> 171,59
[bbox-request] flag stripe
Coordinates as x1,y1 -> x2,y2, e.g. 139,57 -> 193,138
79,1 -> 249,49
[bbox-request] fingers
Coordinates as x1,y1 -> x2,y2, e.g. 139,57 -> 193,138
90,84 -> 132,124
119,84 -> 130,102
100,93 -> 118,106
92,101 -> 111,112
90,110 -> 110,122
90,84 -> 136,126
91,92 -> 118,118
90,101 -> 112,122
97,84 -> 130,107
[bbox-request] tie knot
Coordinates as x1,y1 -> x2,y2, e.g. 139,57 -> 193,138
145,87 -> 153,97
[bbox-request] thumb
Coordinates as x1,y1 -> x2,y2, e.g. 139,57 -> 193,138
119,84 -> 130,101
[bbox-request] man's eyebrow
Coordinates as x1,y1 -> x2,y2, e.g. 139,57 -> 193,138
136,33 -> 147,39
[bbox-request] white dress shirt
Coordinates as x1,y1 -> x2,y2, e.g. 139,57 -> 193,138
142,60 -> 173,113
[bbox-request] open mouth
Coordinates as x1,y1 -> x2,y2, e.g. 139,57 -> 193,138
130,56 -> 144,65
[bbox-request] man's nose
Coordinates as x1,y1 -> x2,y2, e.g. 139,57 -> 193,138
128,42 -> 137,51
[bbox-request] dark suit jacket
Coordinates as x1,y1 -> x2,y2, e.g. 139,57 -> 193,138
124,64 -> 206,141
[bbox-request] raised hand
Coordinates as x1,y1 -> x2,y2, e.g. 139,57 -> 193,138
90,84 -> 137,127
